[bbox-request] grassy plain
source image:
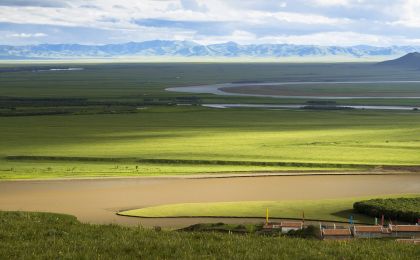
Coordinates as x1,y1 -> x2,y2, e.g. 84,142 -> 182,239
1,160 -> 335,179
1,63 -> 420,179
1,106 -> 420,179
118,194 -> 419,224
2,62 -> 420,105
1,211 -> 419,259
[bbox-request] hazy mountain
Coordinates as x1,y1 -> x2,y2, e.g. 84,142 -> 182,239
1,41 -> 420,59
377,52 -> 420,68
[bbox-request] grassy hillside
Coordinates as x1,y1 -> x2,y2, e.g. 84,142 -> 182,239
0,211 -> 419,259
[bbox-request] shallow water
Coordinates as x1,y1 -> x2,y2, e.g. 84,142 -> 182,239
167,81 -> 420,99
202,104 -> 420,110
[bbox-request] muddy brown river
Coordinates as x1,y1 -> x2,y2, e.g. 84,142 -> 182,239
0,175 -> 419,228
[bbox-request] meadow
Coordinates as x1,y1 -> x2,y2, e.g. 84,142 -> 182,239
1,106 -> 420,179
1,62 -> 420,258
1,211 -> 419,259
1,62 -> 420,180
118,194 -> 419,224
2,62 -> 420,105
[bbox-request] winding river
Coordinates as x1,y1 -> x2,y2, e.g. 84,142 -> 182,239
1,174 -> 419,227
166,81 -> 420,99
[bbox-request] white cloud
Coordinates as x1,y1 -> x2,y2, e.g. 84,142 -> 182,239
389,0 -> 420,28
8,32 -> 47,38
191,30 -> 420,47
0,0 -> 419,46
312,0 -> 352,6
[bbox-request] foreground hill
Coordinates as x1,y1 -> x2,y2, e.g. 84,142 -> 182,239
1,40 -> 420,59
378,52 -> 420,68
0,211 -> 418,259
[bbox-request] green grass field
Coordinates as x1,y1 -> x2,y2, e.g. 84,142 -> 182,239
1,211 -> 419,259
1,106 -> 420,179
119,194 -> 419,224
1,159 -> 339,179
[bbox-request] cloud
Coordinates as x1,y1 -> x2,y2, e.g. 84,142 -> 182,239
389,0 -> 420,28
180,0 -> 207,12
8,32 -> 47,38
311,0 -> 352,6
0,0 -> 419,46
0,0 -> 69,8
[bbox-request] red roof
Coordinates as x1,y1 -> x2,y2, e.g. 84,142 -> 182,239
354,226 -> 383,233
322,229 -> 352,236
391,225 -> 420,232
280,221 -> 303,228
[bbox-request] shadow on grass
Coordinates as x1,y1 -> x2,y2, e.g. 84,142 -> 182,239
330,209 -> 373,224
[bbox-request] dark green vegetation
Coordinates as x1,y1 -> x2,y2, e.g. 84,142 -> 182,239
1,211 -> 419,259
354,197 -> 420,223
181,222 -> 262,234
182,223 -> 318,238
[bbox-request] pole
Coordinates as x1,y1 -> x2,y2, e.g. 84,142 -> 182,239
302,211 -> 305,224
266,208 -> 269,224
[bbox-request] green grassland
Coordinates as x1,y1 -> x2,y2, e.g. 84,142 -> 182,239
119,194 -> 419,224
1,160 -> 339,179
1,211 -> 419,259
1,62 -> 420,106
1,62 -> 420,179
1,106 -> 420,179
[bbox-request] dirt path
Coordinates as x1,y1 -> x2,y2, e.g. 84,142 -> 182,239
0,174 -> 419,228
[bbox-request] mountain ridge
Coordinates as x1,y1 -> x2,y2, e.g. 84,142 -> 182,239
2,40 -> 420,59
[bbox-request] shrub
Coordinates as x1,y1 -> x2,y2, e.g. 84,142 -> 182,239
353,197 -> 420,223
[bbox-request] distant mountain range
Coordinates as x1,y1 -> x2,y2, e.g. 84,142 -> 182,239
2,40 -> 420,59
378,52 -> 420,68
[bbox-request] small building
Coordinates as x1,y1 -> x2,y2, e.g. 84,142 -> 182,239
263,221 -> 303,233
321,228 -> 353,240
389,225 -> 420,238
352,225 -> 391,238
280,221 -> 304,233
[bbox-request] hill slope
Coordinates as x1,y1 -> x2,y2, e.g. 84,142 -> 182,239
378,52 -> 420,68
1,211 -> 419,259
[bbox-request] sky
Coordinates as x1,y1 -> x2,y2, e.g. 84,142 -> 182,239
1,0 -> 420,46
